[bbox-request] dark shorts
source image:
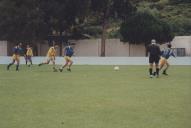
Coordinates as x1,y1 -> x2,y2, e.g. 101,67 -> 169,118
25,56 -> 32,60
149,56 -> 160,64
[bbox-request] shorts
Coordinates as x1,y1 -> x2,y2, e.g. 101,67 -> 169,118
46,56 -> 55,62
159,57 -> 168,66
149,56 -> 160,64
12,54 -> 20,61
64,56 -> 72,62
26,55 -> 32,61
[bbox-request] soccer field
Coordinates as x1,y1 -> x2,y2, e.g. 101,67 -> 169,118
0,65 -> 191,128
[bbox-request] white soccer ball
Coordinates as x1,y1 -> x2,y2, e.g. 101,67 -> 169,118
114,66 -> 119,71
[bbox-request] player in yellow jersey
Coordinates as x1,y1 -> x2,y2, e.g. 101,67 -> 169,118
38,45 -> 58,72
159,43 -> 175,75
25,45 -> 33,67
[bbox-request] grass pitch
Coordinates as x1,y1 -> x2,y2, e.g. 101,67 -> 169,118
0,65 -> 191,128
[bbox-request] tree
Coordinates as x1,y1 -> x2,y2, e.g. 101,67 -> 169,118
0,0 -> 47,41
0,0 -> 90,42
133,0 -> 191,36
38,0 -> 90,55
169,0 -> 191,4
90,0 -> 136,56
0,0 -> 90,56
120,11 -> 174,55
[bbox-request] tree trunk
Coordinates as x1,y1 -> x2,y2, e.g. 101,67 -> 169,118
101,21 -> 107,56
59,31 -> 63,56
129,43 -> 131,56
145,44 -> 148,57
100,0 -> 111,57
59,42 -> 63,56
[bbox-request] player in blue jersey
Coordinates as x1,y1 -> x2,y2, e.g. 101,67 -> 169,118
159,43 -> 175,75
7,43 -> 23,71
59,45 -> 74,72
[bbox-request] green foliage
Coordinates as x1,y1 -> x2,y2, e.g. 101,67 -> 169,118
0,0 -> 46,41
120,11 -> 174,45
0,0 -> 90,41
0,0 -> 190,41
159,2 -> 191,35
135,0 -> 191,36
169,0 -> 191,4
90,0 -> 136,20
90,0 -> 136,56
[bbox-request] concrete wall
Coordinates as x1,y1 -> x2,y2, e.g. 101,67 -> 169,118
70,37 -> 191,57
1,36 -> 191,56
34,39 -> 146,57
70,39 -> 100,56
171,36 -> 191,56
0,41 -> 8,56
37,42 -> 50,56
72,39 -> 145,57
105,39 -> 129,56
0,56 -> 191,65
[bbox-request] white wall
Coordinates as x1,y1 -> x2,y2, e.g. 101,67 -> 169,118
0,56 -> 191,65
171,36 -> 191,56
71,39 -> 100,56
1,36 -> 191,57
72,39 -> 146,57
0,41 -> 7,56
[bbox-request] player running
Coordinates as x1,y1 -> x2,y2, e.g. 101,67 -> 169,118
159,43 -> 175,75
25,44 -> 33,67
7,43 -> 23,71
38,45 -> 58,72
147,39 -> 161,78
59,45 -> 74,72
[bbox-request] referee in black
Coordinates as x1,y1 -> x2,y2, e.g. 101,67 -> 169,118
147,39 -> 161,78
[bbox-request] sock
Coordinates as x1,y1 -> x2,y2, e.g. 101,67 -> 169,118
7,63 -> 11,67
156,68 -> 159,75
7,64 -> 11,70
7,63 -> 13,69
149,68 -> 152,75
16,65 -> 19,71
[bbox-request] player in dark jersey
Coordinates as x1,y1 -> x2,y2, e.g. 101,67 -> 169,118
7,43 -> 23,71
147,39 -> 161,78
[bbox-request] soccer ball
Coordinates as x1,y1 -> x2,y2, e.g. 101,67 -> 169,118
114,66 -> 119,71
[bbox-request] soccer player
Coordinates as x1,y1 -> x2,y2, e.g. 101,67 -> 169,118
38,45 -> 58,72
147,39 -> 161,78
159,43 -> 175,75
25,44 -> 33,67
59,45 -> 74,72
7,43 -> 23,71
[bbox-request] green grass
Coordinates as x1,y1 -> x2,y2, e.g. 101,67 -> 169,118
0,65 -> 191,128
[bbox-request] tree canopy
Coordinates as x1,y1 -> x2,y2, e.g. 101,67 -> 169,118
135,0 -> 191,36
90,0 -> 136,56
0,0 -> 90,41
0,0 -> 190,43
120,11 -> 174,45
